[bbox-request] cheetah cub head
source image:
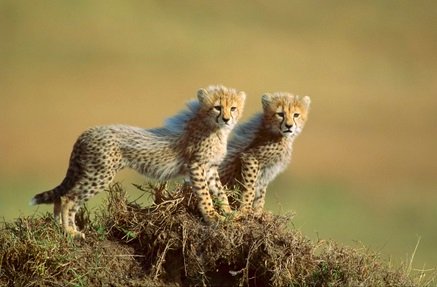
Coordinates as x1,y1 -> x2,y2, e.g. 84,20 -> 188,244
262,92 -> 311,137
197,85 -> 246,130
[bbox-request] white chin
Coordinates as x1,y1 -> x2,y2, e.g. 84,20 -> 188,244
220,123 -> 233,129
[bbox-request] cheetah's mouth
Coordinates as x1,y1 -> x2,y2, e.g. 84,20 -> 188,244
283,129 -> 293,134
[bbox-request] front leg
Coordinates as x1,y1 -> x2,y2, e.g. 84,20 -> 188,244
253,185 -> 267,215
207,166 -> 232,214
189,162 -> 223,223
239,155 -> 260,214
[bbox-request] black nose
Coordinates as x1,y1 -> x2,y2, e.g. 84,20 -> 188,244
223,118 -> 230,123
285,123 -> 293,129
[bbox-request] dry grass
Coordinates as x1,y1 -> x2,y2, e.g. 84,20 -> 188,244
1,183 -> 433,286
2,0 -> 437,270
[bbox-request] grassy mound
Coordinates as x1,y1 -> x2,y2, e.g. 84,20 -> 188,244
0,183 -> 432,286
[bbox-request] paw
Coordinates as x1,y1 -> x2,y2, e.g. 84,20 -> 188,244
203,211 -> 225,224
238,204 -> 252,214
219,210 -> 238,221
233,208 -> 251,221
64,227 -> 85,239
220,205 -> 233,215
253,208 -> 265,217
233,205 -> 267,221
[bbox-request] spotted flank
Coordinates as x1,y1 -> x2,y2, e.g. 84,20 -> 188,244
31,85 -> 246,238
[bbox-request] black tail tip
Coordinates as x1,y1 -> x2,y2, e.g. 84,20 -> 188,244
30,191 -> 54,205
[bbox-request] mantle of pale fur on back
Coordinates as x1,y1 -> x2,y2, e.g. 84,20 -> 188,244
228,113 -> 264,151
164,100 -> 200,135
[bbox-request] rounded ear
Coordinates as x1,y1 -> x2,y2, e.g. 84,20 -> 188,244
197,88 -> 209,104
261,93 -> 273,110
238,91 -> 247,102
301,96 -> 311,109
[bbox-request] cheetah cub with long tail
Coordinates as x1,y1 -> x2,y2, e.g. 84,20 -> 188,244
220,92 -> 310,215
31,85 -> 246,238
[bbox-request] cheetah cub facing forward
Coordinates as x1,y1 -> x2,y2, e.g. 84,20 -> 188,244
220,92 -> 310,215
31,85 -> 246,238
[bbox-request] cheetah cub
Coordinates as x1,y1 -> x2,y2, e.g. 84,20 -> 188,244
31,85 -> 246,238
220,92 -> 310,215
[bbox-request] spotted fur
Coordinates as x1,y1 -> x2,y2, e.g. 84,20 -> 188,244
31,85 -> 246,238
220,92 -> 310,214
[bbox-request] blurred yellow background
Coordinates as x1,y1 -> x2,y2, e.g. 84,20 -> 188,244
1,1 -> 436,269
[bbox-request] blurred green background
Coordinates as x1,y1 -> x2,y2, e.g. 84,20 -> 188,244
1,0 -> 436,270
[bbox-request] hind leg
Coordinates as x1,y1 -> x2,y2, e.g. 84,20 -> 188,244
253,186 -> 267,215
60,196 -> 84,238
60,171 -> 117,239
53,197 -> 62,224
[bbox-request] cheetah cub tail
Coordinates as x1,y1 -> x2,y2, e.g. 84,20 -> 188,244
29,188 -> 57,206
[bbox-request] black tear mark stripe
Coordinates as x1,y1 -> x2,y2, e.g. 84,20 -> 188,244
216,107 -> 222,124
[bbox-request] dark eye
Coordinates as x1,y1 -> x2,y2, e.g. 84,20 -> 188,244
230,107 -> 237,112
276,112 -> 284,117
293,113 -> 300,118
214,106 -> 221,111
